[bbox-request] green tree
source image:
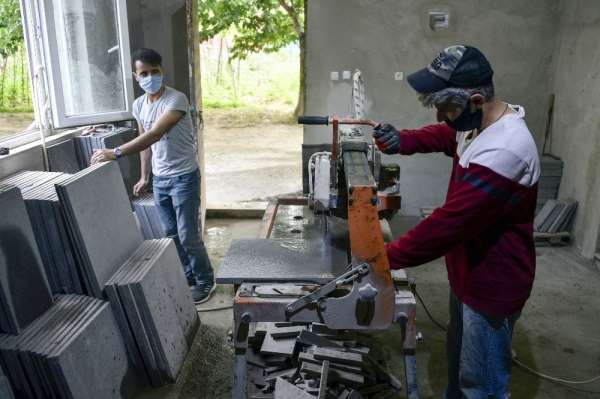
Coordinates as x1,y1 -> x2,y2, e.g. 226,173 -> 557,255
198,0 -> 306,115
0,0 -> 23,59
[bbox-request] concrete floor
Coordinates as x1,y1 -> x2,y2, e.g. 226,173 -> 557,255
204,121 -> 303,206
137,216 -> 600,399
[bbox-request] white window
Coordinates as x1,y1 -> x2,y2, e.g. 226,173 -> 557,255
23,0 -> 134,129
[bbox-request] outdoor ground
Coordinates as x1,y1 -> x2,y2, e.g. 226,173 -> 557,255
203,107 -> 302,205
136,216 -> 600,399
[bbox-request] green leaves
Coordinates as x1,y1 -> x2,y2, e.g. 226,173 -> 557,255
198,0 -> 304,60
0,0 -> 23,59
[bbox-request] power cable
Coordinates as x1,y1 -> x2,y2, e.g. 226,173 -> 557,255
413,287 -> 600,386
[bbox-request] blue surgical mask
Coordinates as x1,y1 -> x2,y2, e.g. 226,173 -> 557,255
139,74 -> 163,94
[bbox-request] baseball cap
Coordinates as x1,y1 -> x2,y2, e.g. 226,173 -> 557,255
407,45 -> 494,93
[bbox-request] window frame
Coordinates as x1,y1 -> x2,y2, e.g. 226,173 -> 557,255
34,0 -> 135,129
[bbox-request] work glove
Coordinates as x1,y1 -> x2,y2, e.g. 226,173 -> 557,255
372,123 -> 401,154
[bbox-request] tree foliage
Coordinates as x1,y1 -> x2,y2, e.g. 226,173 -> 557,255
198,0 -> 304,60
0,0 -> 23,59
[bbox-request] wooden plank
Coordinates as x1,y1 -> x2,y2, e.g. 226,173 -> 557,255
259,202 -> 279,239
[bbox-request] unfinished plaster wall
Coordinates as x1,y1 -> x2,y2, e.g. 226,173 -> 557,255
305,0 -> 559,215
127,0 -> 191,95
550,0 -> 600,258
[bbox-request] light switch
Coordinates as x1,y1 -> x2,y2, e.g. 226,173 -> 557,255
429,11 -> 450,31
342,70 -> 351,80
394,72 -> 404,81
330,71 -> 340,81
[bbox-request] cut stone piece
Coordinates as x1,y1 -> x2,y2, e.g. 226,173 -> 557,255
274,377 -> 314,399
313,347 -> 363,367
217,238 -> 348,284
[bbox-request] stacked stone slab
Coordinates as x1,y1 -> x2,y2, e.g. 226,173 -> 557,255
0,295 -> 144,399
46,140 -> 81,174
132,193 -> 166,240
105,239 -> 199,386
0,171 -> 84,295
55,161 -> 143,298
0,185 -> 53,335
537,155 -> 563,214
73,127 -> 140,196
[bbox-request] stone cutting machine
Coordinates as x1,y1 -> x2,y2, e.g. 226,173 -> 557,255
226,116 -> 419,398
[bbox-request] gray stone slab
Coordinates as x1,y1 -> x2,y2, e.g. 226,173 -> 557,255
47,140 -> 81,174
217,238 -> 348,284
0,186 -> 53,334
274,377 -> 314,399
25,296 -> 95,398
55,161 -> 143,297
112,241 -> 165,387
130,239 -> 199,381
0,295 -> 79,398
261,333 -> 296,357
48,301 -> 143,399
102,128 -> 141,198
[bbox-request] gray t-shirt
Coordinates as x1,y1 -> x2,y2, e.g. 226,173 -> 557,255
132,86 -> 198,177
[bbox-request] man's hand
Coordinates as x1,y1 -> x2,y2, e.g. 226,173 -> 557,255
90,149 -> 116,165
373,123 -> 401,154
133,178 -> 149,197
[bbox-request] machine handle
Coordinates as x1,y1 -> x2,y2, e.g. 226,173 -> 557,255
298,116 -> 330,125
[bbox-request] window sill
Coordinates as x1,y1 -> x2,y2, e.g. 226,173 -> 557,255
0,127 -> 86,162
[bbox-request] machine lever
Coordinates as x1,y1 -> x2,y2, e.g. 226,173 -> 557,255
285,263 -> 370,316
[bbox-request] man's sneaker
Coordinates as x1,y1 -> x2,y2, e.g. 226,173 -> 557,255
191,282 -> 216,304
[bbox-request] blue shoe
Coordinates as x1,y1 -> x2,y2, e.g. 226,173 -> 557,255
191,282 -> 216,304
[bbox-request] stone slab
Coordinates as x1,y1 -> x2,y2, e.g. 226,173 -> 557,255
49,301 -> 143,399
0,186 -> 53,334
131,239 -> 198,381
274,377 -> 314,399
55,162 -> 142,297
217,238 -> 348,284
47,140 -> 81,174
261,333 -> 296,357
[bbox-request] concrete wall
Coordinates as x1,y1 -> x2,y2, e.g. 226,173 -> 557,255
305,0 -> 560,215
549,0 -> 600,258
127,0 -> 191,96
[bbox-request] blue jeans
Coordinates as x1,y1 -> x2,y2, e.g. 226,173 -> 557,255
153,169 -> 214,286
444,293 -> 520,399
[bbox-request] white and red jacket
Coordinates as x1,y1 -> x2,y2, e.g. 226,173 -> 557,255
387,105 -> 540,317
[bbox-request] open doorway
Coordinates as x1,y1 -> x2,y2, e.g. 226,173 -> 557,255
198,1 -> 305,208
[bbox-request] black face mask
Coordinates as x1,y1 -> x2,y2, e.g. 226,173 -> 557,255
445,101 -> 483,132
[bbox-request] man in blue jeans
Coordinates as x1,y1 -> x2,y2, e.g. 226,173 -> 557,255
374,46 -> 539,398
91,48 -> 215,304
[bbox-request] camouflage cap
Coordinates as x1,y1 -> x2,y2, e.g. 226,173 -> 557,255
407,45 -> 494,94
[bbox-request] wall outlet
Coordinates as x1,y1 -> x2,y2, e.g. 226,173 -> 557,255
330,71 -> 340,81
394,72 -> 404,81
342,70 -> 351,80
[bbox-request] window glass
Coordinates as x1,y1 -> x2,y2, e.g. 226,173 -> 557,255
51,0 -> 125,116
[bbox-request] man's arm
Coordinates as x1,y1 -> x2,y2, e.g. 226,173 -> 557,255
132,120 -> 152,197
386,160 -> 533,269
374,123 -> 457,156
90,110 -> 184,164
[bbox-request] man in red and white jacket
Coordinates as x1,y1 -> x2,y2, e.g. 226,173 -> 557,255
373,45 -> 540,399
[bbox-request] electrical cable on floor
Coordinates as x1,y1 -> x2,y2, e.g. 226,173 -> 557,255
512,356 -> 600,385
413,287 -> 600,386
196,305 -> 233,312
413,287 -> 447,332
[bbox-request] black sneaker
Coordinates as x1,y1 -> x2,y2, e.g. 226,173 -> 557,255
191,282 -> 216,304
187,276 -> 197,287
